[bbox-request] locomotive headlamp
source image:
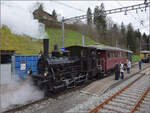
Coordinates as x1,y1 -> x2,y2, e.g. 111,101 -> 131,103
27,67 -> 32,75
44,72 -> 48,76
27,70 -> 31,74
44,67 -> 48,76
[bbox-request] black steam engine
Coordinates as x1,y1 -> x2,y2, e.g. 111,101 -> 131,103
29,39 -> 103,96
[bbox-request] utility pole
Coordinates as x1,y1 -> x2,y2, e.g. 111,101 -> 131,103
139,37 -> 141,53
82,35 -> 85,46
62,17 -> 65,49
128,45 -> 130,50
115,40 -> 118,48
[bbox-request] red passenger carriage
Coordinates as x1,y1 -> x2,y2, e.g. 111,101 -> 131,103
87,45 -> 133,73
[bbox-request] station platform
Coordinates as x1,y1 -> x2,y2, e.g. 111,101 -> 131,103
80,63 -> 150,97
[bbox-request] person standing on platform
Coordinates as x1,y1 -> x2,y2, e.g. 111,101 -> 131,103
148,55 -> 150,63
127,60 -> 131,74
138,59 -> 142,70
115,62 -> 119,80
120,62 -> 124,79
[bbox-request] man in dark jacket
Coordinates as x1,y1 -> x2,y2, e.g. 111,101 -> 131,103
138,59 -> 142,70
115,62 -> 120,80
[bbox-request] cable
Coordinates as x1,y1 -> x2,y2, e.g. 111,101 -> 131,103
52,1 -> 86,13
116,0 -> 149,32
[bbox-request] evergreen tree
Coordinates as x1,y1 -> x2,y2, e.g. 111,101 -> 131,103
135,28 -> 141,38
38,3 -> 43,11
120,22 -> 127,45
52,10 -> 57,21
112,24 -> 118,32
87,7 -> 92,26
126,23 -> 136,52
93,3 -> 107,31
99,3 -> 107,30
142,33 -> 149,50
121,22 -> 126,35
134,29 -> 141,52
93,6 -> 100,29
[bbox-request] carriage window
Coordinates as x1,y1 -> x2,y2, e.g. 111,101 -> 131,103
112,52 -> 115,57
144,53 -> 146,59
97,59 -> 100,65
111,52 -> 114,58
122,52 -> 126,57
120,52 -> 122,57
108,52 -> 111,58
111,52 -> 113,57
115,52 -> 118,57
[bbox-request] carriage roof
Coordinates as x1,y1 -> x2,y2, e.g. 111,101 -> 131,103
65,45 -> 133,53
140,50 -> 150,54
87,45 -> 133,53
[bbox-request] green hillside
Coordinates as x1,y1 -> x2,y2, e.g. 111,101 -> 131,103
46,28 -> 97,50
1,26 -> 98,54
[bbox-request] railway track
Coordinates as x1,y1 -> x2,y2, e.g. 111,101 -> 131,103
2,97 -> 49,113
2,65 -> 150,113
2,80 -> 91,113
88,73 -> 150,113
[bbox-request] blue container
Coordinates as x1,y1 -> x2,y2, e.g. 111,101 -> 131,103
14,55 -> 39,78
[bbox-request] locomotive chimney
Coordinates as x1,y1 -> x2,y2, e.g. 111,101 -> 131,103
43,39 -> 49,55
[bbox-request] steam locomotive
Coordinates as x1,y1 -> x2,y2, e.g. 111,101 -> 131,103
29,39 -> 132,96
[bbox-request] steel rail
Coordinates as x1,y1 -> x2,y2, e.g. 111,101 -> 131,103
2,81 -> 89,113
88,73 -> 145,113
130,86 -> 150,113
2,97 -> 49,113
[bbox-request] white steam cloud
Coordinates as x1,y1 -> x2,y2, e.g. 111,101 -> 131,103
0,76 -> 44,112
1,1 -> 47,38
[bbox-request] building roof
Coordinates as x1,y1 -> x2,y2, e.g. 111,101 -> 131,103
33,9 -> 54,21
87,45 -> 133,53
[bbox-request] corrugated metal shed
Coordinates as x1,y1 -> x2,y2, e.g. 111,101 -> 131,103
0,50 -> 15,85
0,64 -> 12,84
14,55 -> 39,78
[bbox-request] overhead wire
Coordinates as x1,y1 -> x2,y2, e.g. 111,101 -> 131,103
116,1 -> 139,22
52,1 -> 86,13
116,0 -> 148,29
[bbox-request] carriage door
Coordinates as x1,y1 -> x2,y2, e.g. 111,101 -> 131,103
144,53 -> 146,59
100,51 -> 106,72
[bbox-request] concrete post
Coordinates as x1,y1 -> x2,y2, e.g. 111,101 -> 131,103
82,35 -> 85,46
62,17 -> 65,48
115,40 -> 118,48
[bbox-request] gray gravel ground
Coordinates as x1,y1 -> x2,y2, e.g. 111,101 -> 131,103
3,63 -> 150,113
65,68 -> 150,113
19,90 -> 92,113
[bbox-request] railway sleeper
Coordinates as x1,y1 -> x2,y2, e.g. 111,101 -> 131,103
112,99 -> 135,106
122,91 -> 142,96
108,101 -> 131,109
114,97 -> 137,104
119,93 -> 140,99
101,105 -> 128,113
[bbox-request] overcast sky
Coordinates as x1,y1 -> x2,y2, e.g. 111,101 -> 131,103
1,0 -> 150,38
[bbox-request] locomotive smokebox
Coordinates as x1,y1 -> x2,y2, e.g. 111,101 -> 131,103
43,39 -> 49,55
